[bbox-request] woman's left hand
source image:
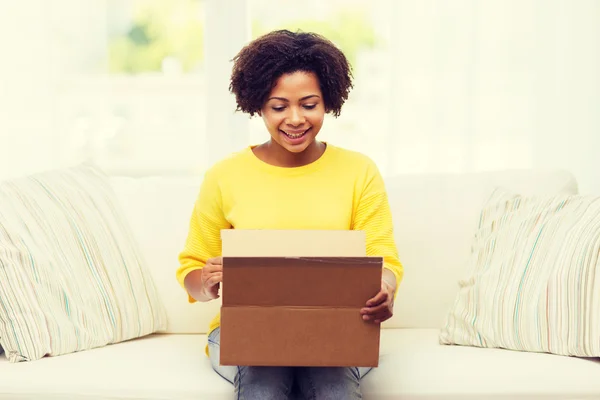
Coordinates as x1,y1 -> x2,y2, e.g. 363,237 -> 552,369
360,281 -> 395,324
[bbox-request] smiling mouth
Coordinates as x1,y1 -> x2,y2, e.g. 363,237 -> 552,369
281,128 -> 310,139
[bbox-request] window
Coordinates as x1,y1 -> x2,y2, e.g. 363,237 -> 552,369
57,0 -> 208,176
2,1 -> 598,191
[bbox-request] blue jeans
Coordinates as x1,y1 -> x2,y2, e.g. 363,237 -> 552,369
208,328 -> 373,400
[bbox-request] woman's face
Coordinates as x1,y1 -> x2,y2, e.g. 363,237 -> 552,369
260,71 -> 325,154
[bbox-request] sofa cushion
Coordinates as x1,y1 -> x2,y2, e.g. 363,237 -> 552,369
0,164 -> 167,362
0,333 -> 230,400
440,189 -> 600,357
386,169 -> 578,330
1,329 -> 598,400
371,329 -> 600,399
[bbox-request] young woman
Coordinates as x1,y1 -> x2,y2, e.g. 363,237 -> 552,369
177,29 -> 403,399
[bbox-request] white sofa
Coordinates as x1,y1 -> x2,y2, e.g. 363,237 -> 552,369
2,169 -> 600,399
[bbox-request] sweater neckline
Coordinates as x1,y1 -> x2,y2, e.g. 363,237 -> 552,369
246,142 -> 333,176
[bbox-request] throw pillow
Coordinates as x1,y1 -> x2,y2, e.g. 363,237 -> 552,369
440,188 -> 600,357
0,164 -> 167,362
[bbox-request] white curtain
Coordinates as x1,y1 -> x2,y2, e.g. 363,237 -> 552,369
1,0 -> 599,193
0,0 -> 109,177
383,0 -> 600,194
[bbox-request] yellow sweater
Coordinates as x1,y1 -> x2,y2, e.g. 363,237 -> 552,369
176,143 -> 403,334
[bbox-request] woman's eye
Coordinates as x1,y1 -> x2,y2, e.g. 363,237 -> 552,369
272,106 -> 285,112
303,104 -> 316,110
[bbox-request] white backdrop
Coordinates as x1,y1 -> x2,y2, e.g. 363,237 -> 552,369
0,0 -> 598,193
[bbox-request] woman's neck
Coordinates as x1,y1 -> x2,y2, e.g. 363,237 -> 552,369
253,140 -> 326,168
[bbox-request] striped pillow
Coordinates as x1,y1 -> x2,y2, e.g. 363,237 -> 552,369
440,189 -> 600,357
0,164 -> 167,362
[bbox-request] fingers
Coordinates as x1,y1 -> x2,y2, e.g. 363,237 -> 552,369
361,301 -> 388,316
201,270 -> 222,300
361,301 -> 391,322
201,257 -> 223,297
360,305 -> 393,324
205,273 -> 223,288
207,256 -> 223,265
370,314 -> 392,324
362,289 -> 393,323
366,290 -> 388,307
205,284 -> 220,300
204,258 -> 223,273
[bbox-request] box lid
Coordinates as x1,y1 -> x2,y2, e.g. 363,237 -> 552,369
221,229 -> 366,257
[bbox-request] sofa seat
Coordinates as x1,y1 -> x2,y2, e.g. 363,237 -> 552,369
1,329 -> 599,400
370,329 -> 600,399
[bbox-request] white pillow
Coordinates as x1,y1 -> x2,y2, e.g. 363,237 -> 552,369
440,189 -> 600,357
0,164 -> 167,362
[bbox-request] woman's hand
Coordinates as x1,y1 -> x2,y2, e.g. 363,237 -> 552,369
360,281 -> 395,324
200,256 -> 223,299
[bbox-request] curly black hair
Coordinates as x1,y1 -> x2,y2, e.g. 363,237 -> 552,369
229,30 -> 353,117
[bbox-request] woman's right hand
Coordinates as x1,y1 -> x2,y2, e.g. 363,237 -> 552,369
200,256 -> 223,299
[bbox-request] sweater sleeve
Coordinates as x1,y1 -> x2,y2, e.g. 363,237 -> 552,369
351,159 -> 404,296
176,168 -> 231,302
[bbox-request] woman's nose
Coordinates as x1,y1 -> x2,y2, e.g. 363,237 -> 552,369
286,107 -> 305,126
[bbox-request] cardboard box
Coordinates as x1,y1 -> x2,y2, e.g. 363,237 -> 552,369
220,230 -> 382,367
